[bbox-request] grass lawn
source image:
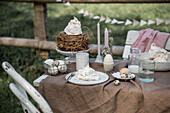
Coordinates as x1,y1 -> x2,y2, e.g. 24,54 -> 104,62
0,2 -> 170,113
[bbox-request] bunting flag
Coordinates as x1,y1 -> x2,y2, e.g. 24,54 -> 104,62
133,19 -> 139,26
64,2 -> 71,7
78,9 -> 84,14
63,2 -> 170,27
148,20 -> 155,25
83,10 -> 89,17
89,13 -> 94,18
117,21 -> 124,24
156,18 -> 164,26
165,18 -> 170,25
111,19 -> 118,24
99,15 -> 105,22
125,19 -> 132,25
105,17 -> 112,23
93,16 -> 100,19
140,20 -> 147,26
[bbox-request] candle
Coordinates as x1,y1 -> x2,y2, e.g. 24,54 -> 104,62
104,28 -> 109,47
128,65 -> 139,73
97,23 -> 100,56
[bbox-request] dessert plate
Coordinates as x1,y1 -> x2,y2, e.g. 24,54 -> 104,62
65,71 -> 109,85
112,72 -> 135,80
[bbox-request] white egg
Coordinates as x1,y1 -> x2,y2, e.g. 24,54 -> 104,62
104,54 -> 114,64
44,59 -> 54,67
103,54 -> 114,72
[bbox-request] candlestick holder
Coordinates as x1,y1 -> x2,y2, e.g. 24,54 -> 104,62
95,55 -> 103,63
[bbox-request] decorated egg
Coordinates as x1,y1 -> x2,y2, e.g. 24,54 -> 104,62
128,73 -> 135,79
58,64 -> 67,73
120,73 -> 128,78
48,66 -> 58,75
53,60 -> 59,67
58,60 -> 65,65
113,80 -> 120,86
44,59 -> 54,67
120,68 -> 130,75
65,60 -> 71,65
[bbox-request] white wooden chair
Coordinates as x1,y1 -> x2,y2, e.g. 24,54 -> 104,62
2,62 -> 53,113
122,30 -> 170,59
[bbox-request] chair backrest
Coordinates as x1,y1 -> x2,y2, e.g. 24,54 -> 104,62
2,62 -> 53,113
122,30 -> 170,59
122,30 -> 139,59
9,83 -> 40,113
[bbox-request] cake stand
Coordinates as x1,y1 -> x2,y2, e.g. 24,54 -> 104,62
56,47 -> 89,62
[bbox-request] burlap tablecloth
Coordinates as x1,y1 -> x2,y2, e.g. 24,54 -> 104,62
39,60 -> 170,113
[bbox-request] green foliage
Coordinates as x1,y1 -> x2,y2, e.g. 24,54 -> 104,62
0,46 -> 43,113
0,2 -> 34,38
0,2 -> 170,113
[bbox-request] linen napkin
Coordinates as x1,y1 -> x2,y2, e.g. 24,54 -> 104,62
132,28 -> 170,53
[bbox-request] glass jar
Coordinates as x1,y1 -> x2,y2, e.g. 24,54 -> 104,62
138,59 -> 155,82
128,47 -> 141,73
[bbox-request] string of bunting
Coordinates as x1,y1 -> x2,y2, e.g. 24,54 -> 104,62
63,2 -> 170,26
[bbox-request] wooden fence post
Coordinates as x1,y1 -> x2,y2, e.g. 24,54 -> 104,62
34,2 -> 49,58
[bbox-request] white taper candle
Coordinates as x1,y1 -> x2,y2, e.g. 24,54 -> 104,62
97,23 -> 100,56
104,28 -> 109,47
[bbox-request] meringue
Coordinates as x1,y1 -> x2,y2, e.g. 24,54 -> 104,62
64,17 -> 82,35
77,65 -> 100,81
149,43 -> 168,62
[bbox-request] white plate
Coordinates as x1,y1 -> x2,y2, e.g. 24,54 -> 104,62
112,72 -> 135,80
65,71 -> 109,85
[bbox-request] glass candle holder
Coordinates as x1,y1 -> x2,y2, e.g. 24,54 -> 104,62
138,59 -> 155,82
